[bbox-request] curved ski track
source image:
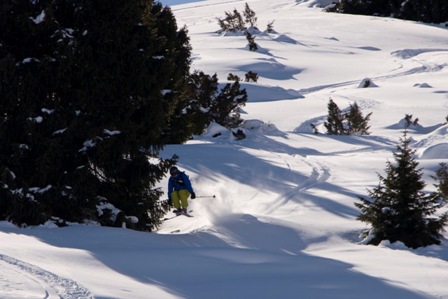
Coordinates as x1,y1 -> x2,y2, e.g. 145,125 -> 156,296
0,254 -> 93,299
265,155 -> 330,214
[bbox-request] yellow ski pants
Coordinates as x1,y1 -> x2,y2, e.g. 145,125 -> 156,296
171,189 -> 190,209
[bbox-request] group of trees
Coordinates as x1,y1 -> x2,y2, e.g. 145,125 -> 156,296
217,3 -> 258,33
0,0 -> 246,230
318,98 -> 448,248
217,3 -> 277,52
319,99 -> 372,135
356,132 -> 448,248
325,99 -> 372,135
327,0 -> 448,24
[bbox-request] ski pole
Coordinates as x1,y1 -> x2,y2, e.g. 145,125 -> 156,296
195,195 -> 216,199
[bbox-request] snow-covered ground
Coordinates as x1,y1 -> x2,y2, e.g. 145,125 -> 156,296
1,0 -> 448,298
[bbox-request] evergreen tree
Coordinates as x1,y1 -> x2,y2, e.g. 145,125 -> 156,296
211,79 -> 248,128
324,99 -> 346,135
218,9 -> 246,32
327,0 -> 391,16
398,0 -> 448,23
328,0 -> 448,24
346,102 -> 372,135
324,99 -> 372,135
244,71 -> 259,82
0,0 -> 192,230
267,20 -> 275,33
185,71 -> 248,130
432,162 -> 448,201
355,131 -> 448,248
243,3 -> 257,28
245,31 -> 258,51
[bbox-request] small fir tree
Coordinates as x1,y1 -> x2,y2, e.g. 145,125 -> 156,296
355,131 -> 448,248
327,0 -> 448,24
211,79 -> 248,128
218,9 -> 246,32
267,20 -> 275,33
244,71 -> 259,82
243,3 -> 257,28
245,31 -> 258,51
324,99 -> 372,135
346,102 -> 372,135
404,114 -> 419,128
432,162 -> 448,201
185,71 -> 248,130
324,99 -> 346,135
227,73 -> 241,81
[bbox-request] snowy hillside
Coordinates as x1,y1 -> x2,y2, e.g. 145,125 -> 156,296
1,0 -> 448,298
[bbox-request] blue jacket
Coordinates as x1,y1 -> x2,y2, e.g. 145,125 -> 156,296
168,172 -> 194,199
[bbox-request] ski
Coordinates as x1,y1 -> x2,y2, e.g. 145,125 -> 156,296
163,210 -> 193,221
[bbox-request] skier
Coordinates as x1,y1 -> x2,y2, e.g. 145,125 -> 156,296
168,166 -> 196,215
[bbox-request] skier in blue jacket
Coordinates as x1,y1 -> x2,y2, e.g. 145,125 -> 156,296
168,166 -> 196,215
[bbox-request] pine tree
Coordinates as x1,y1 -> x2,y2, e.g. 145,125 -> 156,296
397,0 -> 448,23
185,71 -> 248,130
211,79 -> 248,128
432,163 -> 448,201
243,3 -> 257,28
328,0 -> 448,24
245,31 -> 258,51
218,9 -> 246,32
346,102 -> 372,135
324,99 -> 372,135
355,131 -> 448,248
267,20 -> 275,33
324,99 -> 346,135
0,0 -> 192,230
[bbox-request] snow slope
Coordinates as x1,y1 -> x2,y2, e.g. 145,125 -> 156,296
1,0 -> 448,298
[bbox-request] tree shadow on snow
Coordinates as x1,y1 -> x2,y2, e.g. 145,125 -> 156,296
7,217 -> 434,299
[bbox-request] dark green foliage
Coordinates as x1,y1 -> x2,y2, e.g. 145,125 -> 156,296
218,3 -> 258,33
0,0 -> 192,230
243,3 -> 257,28
346,102 -> 372,135
404,114 -> 419,128
355,131 -> 448,248
186,71 -> 248,130
327,0 -> 391,16
324,99 -> 371,135
218,8 -> 246,32
245,32 -> 258,51
432,163 -> 448,201
328,0 -> 448,24
267,20 -> 275,33
227,73 -> 241,81
324,99 -> 346,135
245,71 -> 259,82
232,129 -> 246,140
398,0 -> 448,23
212,79 -> 248,128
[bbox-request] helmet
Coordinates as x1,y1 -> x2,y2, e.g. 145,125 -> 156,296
170,166 -> 179,175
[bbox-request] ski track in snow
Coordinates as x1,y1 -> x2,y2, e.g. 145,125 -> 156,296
0,254 -> 93,299
265,155 -> 330,214
298,48 -> 447,95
